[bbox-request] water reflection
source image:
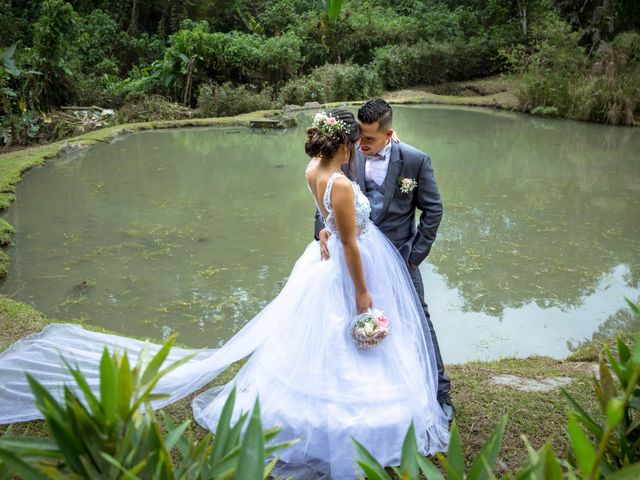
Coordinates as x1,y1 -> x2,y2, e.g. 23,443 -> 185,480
394,107 -> 640,318
1,106 -> 639,361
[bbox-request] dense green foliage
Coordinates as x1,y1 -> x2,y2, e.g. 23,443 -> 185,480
0,336 -> 295,478
1,0 -> 639,146
354,300 -> 640,479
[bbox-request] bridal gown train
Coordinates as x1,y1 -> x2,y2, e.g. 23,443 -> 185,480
0,172 -> 449,479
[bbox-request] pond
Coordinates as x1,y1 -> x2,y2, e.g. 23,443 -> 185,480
1,105 -> 639,363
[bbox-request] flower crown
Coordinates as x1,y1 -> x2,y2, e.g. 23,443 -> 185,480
312,111 -> 350,138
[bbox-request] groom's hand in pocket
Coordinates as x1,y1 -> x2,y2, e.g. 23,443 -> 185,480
319,228 -> 331,260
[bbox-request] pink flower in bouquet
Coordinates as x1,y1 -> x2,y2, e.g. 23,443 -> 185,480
327,117 -> 337,126
374,312 -> 389,329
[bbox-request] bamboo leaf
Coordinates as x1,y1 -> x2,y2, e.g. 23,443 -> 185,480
165,419 -> 191,451
561,388 -> 604,437
607,461 -> 640,480
416,453 -> 445,480
398,421 -> 418,478
447,420 -> 465,479
101,452 -> 144,480
356,461 -> 391,480
264,458 -> 278,479
325,0 -> 344,23
599,356 -> 618,407
567,414 -> 598,478
468,416 -> 506,480
236,399 -> 265,480
617,338 -> 631,364
0,449 -> 49,480
606,347 -> 625,383
541,444 -> 564,480
117,351 -> 134,420
25,374 -> 64,420
0,438 -> 59,459
45,415 -> 86,473
225,411 -> 248,453
99,348 -> 117,423
352,437 -> 391,480
625,298 -> 640,318
606,397 -> 625,428
62,358 -> 102,419
212,387 -> 236,463
140,337 -> 175,386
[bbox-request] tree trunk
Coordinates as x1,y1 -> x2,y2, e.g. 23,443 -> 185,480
517,0 -> 528,38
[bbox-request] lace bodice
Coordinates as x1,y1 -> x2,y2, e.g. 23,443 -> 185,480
317,172 -> 372,238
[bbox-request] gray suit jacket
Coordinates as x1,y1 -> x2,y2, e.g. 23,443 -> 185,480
314,142 -> 443,266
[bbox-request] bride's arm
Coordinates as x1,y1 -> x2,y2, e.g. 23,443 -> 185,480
332,178 -> 373,313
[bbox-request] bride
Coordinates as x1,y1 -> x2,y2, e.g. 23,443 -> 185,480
0,109 -> 449,479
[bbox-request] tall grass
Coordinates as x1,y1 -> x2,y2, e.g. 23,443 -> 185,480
516,32 -> 640,125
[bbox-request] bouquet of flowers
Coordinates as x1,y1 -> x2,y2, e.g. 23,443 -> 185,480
351,308 -> 390,349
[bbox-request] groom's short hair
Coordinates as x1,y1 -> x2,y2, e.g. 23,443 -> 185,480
358,99 -> 393,131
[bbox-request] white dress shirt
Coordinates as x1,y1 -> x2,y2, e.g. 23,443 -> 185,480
363,141 -> 392,186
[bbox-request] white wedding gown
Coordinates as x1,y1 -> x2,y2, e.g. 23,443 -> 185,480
0,172 -> 449,479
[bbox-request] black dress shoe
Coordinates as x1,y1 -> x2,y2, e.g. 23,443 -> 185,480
438,395 -> 455,422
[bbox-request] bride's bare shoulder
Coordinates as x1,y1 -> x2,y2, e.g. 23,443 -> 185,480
305,159 -> 321,178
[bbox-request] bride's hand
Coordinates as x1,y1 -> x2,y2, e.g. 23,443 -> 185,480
356,291 -> 373,314
319,228 -> 331,260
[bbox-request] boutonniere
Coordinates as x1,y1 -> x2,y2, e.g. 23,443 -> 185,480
397,177 -> 417,194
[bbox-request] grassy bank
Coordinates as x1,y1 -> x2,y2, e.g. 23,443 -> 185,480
0,294 -> 600,472
382,76 -> 521,111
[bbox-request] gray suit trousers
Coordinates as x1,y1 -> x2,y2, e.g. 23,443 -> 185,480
408,265 -> 451,400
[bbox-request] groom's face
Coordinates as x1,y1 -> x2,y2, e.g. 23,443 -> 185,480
357,121 -> 393,156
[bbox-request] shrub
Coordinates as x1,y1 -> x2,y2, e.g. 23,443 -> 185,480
373,42 -> 453,89
197,82 -> 275,117
279,76 -> 328,105
32,0 -> 78,107
286,10 -> 330,70
610,32 -> 640,64
74,9 -> 120,77
510,20 -> 639,125
309,63 -> 383,102
156,22 -> 302,105
101,65 -> 164,105
340,1 -> 422,64
0,219 -> 15,246
561,299 -> 640,473
373,37 -> 500,90
279,63 -> 382,105
0,336 -> 296,478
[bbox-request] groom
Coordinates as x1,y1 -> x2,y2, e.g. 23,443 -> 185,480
314,98 -> 453,417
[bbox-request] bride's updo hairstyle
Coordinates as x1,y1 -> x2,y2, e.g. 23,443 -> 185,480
305,108 -> 359,163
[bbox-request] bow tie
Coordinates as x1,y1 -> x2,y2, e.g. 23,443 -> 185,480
365,154 -> 386,161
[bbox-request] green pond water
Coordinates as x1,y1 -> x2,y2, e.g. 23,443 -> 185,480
1,105 -> 639,362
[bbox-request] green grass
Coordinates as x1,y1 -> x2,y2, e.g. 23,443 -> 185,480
0,219 -> 15,246
382,76 -> 522,111
448,357 -> 598,472
0,251 -> 7,280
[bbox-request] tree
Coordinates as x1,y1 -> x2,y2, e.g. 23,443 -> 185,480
32,0 -> 77,106
320,0 -> 344,63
